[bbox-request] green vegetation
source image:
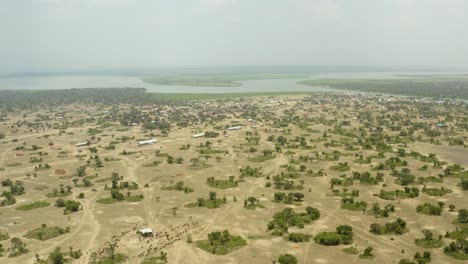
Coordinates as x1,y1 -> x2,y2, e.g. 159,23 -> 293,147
278,253 -> 298,264
330,162 -> 350,172
359,247 -> 375,260
340,197 -> 367,211
196,230 -> 247,255
369,218 -> 407,235
267,207 -> 320,236
0,192 -> 16,206
248,152 -> 276,162
422,186 -> 452,196
299,78 -> 468,100
96,254 -> 128,264
206,177 -> 238,189
161,181 -> 194,193
415,230 -> 445,248
342,246 -> 359,255
240,166 -> 264,178
1,179 -> 25,195
185,192 -> 226,209
444,239 -> 468,260
273,192 -> 304,204
314,225 -> 353,246
55,199 -> 81,214
38,247 -> 82,264
416,203 -> 442,216
46,185 -> 72,198
7,237 -> 28,257
399,251 -> 432,264
378,187 -> 419,200
286,233 -> 311,242
24,224 -> 70,241
0,88 -> 153,108
15,200 -> 50,211
243,197 -> 264,210
368,203 -> 395,218
96,192 -> 144,204
0,229 -> 9,241
140,252 -> 168,264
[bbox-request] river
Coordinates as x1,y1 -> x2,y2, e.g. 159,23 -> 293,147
0,71 -> 466,94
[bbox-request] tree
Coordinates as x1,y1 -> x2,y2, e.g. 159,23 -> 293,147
458,209 -> 468,223
49,247 -> 65,264
247,197 -> 257,206
293,192 -> 304,201
76,166 -> 86,177
449,204 -> 456,212
278,253 -> 297,264
111,189 -> 124,201
209,191 -> 217,201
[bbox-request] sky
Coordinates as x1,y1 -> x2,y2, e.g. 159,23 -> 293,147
1,0 -> 467,73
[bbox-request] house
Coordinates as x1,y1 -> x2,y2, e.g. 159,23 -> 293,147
138,139 -> 158,146
192,133 -> 205,138
76,142 -> 88,147
139,228 -> 153,237
227,126 -> 242,131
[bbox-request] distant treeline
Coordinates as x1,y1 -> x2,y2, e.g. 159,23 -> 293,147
0,88 -> 161,109
0,87 -> 313,110
299,78 -> 468,100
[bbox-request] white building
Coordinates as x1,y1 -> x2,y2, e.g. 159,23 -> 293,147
138,139 -> 158,146
139,227 -> 153,237
192,133 -> 205,138
76,142 -> 88,147
227,126 -> 242,131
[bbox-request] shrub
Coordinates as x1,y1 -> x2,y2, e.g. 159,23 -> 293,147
16,201 -> 50,211
196,230 -> 246,255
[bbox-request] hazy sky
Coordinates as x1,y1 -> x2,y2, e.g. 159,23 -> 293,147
1,0 -> 467,73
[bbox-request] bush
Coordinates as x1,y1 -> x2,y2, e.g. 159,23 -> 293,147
196,230 -> 246,255
24,224 -> 70,241
314,225 -> 353,246
267,207 -> 320,235
287,233 -> 311,242
370,218 -> 407,235
16,201 -> 50,211
278,253 -> 297,264
416,203 -> 442,216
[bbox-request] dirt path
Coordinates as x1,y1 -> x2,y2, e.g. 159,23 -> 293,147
35,191 -> 101,263
302,205 -> 341,264
0,147 -> 10,167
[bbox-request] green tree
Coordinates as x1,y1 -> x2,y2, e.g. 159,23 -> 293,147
278,253 -> 297,264
49,247 -> 65,264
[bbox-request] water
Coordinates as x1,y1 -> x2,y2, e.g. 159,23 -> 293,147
0,71 -> 466,94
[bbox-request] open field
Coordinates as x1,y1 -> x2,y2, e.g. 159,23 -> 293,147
0,91 -> 467,264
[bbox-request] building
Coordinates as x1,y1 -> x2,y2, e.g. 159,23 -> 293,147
192,133 -> 205,138
138,139 -> 158,146
227,126 -> 242,131
76,142 -> 88,147
138,228 -> 153,237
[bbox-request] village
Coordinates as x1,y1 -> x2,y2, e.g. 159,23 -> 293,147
0,93 -> 467,264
